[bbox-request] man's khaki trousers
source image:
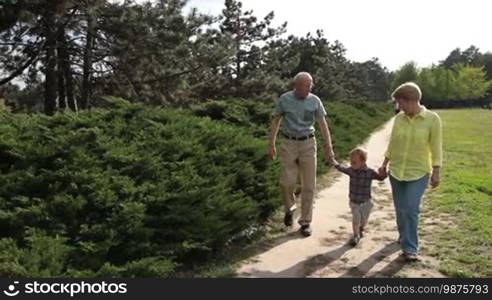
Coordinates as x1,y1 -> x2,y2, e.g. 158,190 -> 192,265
279,137 -> 316,226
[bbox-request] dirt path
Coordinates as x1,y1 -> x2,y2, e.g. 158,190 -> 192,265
236,118 -> 445,278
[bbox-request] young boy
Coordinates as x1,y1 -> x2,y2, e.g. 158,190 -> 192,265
331,148 -> 387,246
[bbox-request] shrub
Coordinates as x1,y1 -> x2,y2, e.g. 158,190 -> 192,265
0,98 -> 278,276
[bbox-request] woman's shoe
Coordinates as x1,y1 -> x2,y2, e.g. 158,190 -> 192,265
403,252 -> 419,262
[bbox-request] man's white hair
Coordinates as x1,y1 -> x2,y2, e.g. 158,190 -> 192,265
293,72 -> 313,83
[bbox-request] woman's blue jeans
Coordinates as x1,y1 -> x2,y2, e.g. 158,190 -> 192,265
389,174 -> 429,255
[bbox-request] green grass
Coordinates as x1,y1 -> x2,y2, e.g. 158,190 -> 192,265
424,109 -> 492,277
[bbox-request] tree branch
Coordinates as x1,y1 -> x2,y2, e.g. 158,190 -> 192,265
0,41 -> 45,86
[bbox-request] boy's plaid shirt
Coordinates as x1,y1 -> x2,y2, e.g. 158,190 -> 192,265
335,164 -> 387,203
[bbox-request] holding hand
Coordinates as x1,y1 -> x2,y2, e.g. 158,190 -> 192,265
378,167 -> 387,177
325,150 -> 337,166
378,165 -> 387,177
325,146 -> 335,164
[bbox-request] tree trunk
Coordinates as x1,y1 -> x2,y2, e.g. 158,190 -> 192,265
81,7 -> 95,110
57,26 -> 66,110
58,26 -> 76,111
44,5 -> 58,115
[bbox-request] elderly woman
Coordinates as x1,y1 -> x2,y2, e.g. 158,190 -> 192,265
379,82 -> 443,261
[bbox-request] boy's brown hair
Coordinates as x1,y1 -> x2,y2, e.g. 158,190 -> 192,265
350,148 -> 368,162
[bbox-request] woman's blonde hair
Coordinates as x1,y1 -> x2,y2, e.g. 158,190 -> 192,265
391,82 -> 422,101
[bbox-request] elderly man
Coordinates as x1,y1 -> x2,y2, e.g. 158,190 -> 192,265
268,72 -> 335,237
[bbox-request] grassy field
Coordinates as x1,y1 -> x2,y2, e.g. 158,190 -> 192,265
423,109 -> 492,277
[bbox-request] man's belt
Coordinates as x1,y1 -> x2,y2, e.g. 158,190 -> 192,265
282,133 -> 315,141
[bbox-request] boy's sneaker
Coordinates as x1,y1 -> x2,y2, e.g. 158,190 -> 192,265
300,225 -> 312,237
283,212 -> 293,226
349,235 -> 360,246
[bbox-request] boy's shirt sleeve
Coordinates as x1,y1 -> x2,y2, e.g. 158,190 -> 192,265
335,164 -> 353,176
370,168 -> 387,181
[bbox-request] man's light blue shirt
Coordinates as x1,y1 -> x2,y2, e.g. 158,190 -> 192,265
273,91 -> 327,137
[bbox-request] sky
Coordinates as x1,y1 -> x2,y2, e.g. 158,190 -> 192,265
181,0 -> 492,71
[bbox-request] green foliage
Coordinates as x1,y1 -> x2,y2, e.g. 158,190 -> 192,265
441,46 -> 492,80
0,229 -> 72,277
391,61 -> 418,91
97,1 -> 223,106
0,98 -> 278,276
417,66 -> 458,102
0,98 -> 11,112
220,0 -> 287,82
280,31 -> 391,102
416,64 -> 492,102
190,99 -> 271,137
452,64 -> 492,99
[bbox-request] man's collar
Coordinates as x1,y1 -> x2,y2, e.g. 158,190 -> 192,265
293,90 -> 309,100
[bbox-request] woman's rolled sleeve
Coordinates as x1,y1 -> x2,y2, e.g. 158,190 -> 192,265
384,121 -> 398,159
